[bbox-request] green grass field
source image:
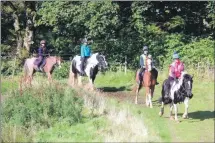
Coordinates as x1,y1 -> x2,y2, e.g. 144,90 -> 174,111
1,70 -> 214,142
94,70 -> 214,142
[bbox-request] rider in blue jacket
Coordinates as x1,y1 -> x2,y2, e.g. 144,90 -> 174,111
80,38 -> 92,75
139,45 -> 159,85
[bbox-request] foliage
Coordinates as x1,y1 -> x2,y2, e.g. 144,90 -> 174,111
1,1 -> 215,72
53,61 -> 70,79
2,84 -> 84,128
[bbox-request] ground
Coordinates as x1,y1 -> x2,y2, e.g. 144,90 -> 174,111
1,70 -> 214,142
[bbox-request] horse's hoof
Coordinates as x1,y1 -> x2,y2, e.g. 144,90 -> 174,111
159,111 -> 163,117
135,101 -> 138,105
170,116 -> 174,120
182,114 -> 188,119
175,120 -> 180,123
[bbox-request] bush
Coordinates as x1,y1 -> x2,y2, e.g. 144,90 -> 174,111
2,84 -> 83,128
53,61 -> 70,79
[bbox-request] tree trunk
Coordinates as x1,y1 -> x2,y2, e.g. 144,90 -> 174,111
23,2 -> 36,52
13,12 -> 23,58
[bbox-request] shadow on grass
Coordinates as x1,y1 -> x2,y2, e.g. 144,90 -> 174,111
168,111 -> 215,121
97,86 -> 131,92
185,111 -> 214,121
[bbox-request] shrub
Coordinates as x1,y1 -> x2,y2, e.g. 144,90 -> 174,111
53,61 -> 70,79
1,84 -> 83,128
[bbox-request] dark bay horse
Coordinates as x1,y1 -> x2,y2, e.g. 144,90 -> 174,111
22,56 -> 62,86
135,56 -> 158,108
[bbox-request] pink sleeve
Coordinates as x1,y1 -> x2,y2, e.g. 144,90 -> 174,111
180,63 -> 184,72
170,65 -> 175,74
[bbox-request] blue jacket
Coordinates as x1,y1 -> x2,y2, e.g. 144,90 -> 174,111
140,54 -> 147,68
81,44 -> 91,57
38,47 -> 47,57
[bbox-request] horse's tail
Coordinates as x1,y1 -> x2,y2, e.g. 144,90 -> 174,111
68,59 -> 77,86
19,60 -> 28,96
71,59 -> 77,73
23,60 -> 29,78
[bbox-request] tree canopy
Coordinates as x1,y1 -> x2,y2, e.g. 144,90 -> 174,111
1,1 -> 214,74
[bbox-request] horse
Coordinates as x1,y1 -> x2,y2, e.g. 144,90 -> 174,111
22,56 -> 62,86
68,53 -> 108,90
158,72 -> 193,122
135,56 -> 158,108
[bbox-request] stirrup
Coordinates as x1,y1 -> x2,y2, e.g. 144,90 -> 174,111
39,67 -> 43,72
35,67 -> 39,71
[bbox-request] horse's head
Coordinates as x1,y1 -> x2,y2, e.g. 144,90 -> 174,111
146,55 -> 152,71
55,56 -> 62,69
182,73 -> 194,99
96,53 -> 108,71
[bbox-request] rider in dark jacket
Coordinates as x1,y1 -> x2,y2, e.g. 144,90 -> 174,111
34,40 -> 48,71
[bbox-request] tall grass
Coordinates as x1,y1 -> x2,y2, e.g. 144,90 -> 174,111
1,79 -> 83,142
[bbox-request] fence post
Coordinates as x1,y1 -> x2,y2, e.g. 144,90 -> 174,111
12,55 -> 17,79
124,55 -> 127,75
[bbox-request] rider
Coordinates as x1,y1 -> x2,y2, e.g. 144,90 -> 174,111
168,51 -> 185,83
165,51 -> 185,96
80,38 -> 92,76
139,45 -> 159,85
34,40 -> 48,71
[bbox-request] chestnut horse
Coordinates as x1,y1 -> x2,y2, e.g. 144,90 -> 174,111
135,56 -> 157,108
21,56 -> 62,86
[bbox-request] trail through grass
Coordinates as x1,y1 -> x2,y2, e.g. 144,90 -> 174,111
94,70 -> 215,142
1,70 -> 214,142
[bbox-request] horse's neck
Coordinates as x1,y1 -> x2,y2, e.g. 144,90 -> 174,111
86,56 -> 98,67
146,57 -> 152,71
172,78 -> 184,91
46,57 -> 56,66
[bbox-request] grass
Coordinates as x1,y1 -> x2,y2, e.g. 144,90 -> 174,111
1,69 -> 214,142
34,115 -> 108,142
1,77 -> 19,94
94,70 -> 215,142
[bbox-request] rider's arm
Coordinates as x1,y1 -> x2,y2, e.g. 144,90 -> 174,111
38,48 -> 42,56
140,56 -> 144,68
180,63 -> 185,72
169,65 -> 176,78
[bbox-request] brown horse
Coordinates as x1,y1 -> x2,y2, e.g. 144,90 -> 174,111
135,56 -> 157,108
22,56 -> 62,86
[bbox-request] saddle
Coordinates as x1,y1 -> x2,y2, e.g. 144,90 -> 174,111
34,57 -> 46,72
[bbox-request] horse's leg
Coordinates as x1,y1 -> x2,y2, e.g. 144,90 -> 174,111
29,76 -> 33,87
74,73 -> 78,86
173,103 -> 179,122
46,72 -> 53,85
88,77 -> 94,91
78,75 -> 82,86
145,87 -> 150,107
68,71 -> 75,86
135,84 -> 141,104
182,97 -> 189,119
149,91 -> 153,108
148,86 -> 154,108
169,103 -> 174,120
159,101 -> 164,116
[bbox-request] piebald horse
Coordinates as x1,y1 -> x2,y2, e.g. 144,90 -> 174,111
159,72 -> 193,122
68,53 -> 108,90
